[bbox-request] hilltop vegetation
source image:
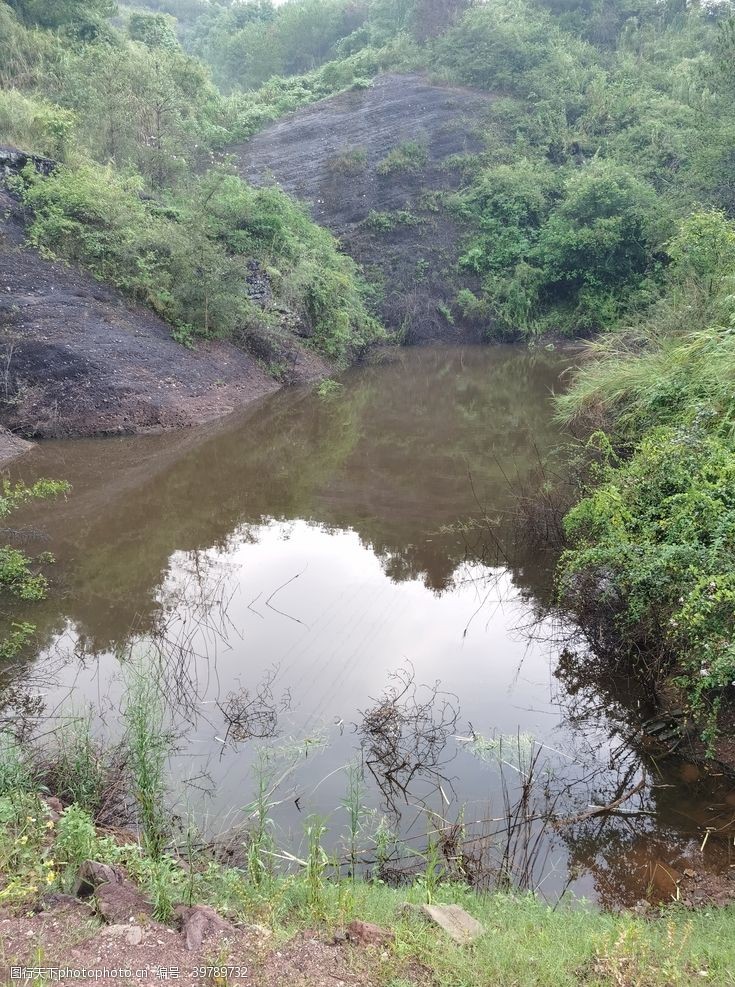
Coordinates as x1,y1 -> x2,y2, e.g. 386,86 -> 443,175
3,0 -> 735,344
175,0 -> 735,338
0,0 -> 383,364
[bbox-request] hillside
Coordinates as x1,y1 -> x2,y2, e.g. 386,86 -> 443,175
0,187 -> 298,438
235,73 -> 494,342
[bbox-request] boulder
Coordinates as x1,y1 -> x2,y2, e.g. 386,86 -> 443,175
73,860 -> 153,925
420,903 -> 483,944
174,904 -> 234,951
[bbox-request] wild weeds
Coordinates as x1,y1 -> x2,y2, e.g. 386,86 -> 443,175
244,747 -> 276,887
418,837 -> 443,905
42,712 -> 108,819
304,815 -> 329,914
0,729 -> 36,798
341,761 -> 369,879
122,661 -> 171,859
53,803 -> 97,889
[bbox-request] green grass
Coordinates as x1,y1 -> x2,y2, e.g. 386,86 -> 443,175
2,789 -> 735,985
1,721 -> 734,984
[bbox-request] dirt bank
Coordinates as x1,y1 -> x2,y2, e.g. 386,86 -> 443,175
232,73 -> 495,343
0,188 -> 327,444
0,424 -> 33,463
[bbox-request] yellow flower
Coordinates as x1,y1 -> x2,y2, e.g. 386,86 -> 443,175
17,835 -> 28,845
45,820 -> 55,830
46,871 -> 56,884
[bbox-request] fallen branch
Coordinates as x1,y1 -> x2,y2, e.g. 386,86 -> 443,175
553,777 -> 646,828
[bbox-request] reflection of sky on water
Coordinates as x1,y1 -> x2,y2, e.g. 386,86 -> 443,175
28,516 -> 617,902
5,345 -> 734,906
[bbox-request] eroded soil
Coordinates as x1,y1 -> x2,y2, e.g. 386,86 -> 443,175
233,73 -> 495,342
0,903 -> 425,987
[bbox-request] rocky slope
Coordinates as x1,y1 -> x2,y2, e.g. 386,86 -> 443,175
0,188 -> 328,446
232,73 -> 495,343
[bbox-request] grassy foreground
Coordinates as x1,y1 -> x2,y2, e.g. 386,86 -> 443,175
1,789 -> 735,986
1,668 -> 735,985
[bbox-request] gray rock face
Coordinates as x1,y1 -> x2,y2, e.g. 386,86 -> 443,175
0,145 -> 55,178
232,73 -> 495,343
420,903 -> 484,943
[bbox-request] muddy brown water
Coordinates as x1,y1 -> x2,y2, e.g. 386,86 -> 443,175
3,345 -> 735,907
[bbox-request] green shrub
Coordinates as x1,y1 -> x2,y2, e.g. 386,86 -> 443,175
365,209 -> 423,232
560,426 -> 735,745
376,141 -> 428,176
328,146 -> 368,173
16,162 -> 384,362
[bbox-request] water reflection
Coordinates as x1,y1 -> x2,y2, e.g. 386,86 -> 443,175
2,345 -> 731,907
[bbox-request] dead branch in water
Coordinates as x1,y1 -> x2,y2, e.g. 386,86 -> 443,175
553,776 -> 646,828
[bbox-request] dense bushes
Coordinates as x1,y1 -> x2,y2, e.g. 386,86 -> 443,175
560,427 -> 735,745
16,162 -> 382,361
455,159 -> 667,334
557,209 -> 735,744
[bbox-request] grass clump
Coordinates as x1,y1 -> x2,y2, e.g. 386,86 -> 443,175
123,661 -> 171,859
328,146 -> 368,174
376,141 -> 429,176
365,209 -> 423,232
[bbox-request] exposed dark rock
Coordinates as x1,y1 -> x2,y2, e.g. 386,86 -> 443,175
0,189 -> 330,439
245,258 -> 273,307
0,145 -> 56,179
232,73 -> 495,343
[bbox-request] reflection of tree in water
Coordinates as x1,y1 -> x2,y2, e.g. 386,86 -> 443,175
358,663 -> 458,815
550,642 -> 735,906
7,346 -> 568,654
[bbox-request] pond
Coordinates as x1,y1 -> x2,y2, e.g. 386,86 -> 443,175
3,345 -> 734,908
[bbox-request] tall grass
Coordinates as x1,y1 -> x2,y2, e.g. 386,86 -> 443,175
304,815 -> 329,914
122,661 -> 171,859
341,760 -> 369,879
556,325 -> 735,441
0,730 -> 36,797
245,747 -> 277,887
44,711 -> 107,818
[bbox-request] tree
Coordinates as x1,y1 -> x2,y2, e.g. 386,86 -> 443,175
128,12 -> 180,51
534,161 -> 664,308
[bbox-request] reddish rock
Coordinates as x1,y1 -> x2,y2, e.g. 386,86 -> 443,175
73,860 -> 153,925
174,904 -> 234,951
345,919 -> 393,946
